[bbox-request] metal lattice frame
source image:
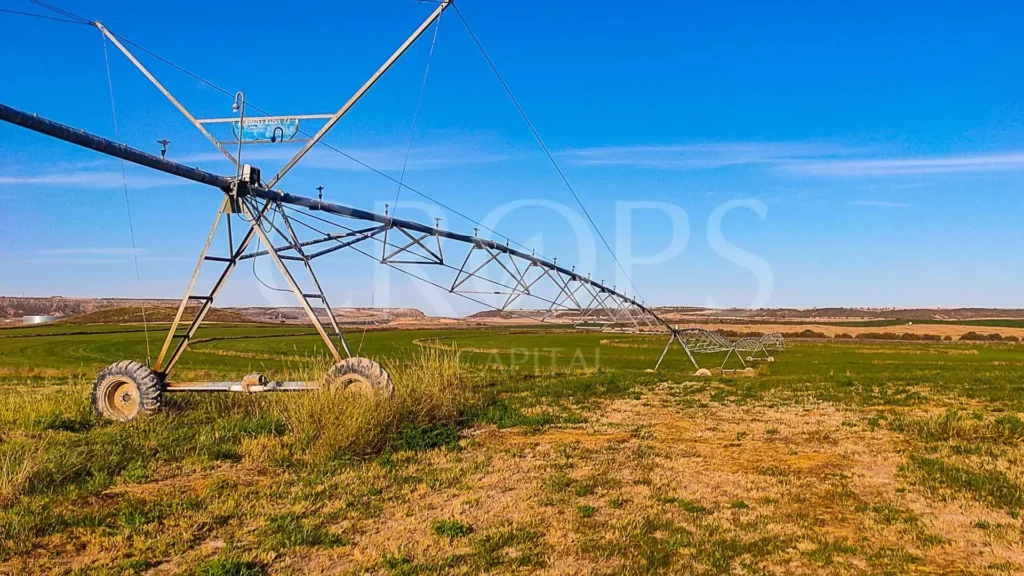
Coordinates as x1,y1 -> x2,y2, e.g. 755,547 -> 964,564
236,195 -> 664,330
1,3 -> 786,381
0,100 -> 792,378
0,103 -> 674,371
732,337 -> 772,362
761,332 -> 786,351
654,329 -> 786,372
90,6 -> 755,378
735,332 -> 786,363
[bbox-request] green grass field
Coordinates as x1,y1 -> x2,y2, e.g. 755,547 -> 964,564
2,324 -> 1024,574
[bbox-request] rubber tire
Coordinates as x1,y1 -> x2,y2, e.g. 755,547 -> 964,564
324,357 -> 393,397
92,360 -> 163,421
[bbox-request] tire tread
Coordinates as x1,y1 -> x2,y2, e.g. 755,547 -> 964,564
92,361 -> 164,420
325,357 -> 393,396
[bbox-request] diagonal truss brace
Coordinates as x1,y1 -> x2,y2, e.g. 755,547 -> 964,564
382,227 -> 444,265
265,0 -> 451,188
654,330 -> 701,372
95,22 -> 238,166
154,200 -> 347,375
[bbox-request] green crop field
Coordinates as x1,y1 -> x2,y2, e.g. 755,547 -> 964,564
2,324 -> 1024,574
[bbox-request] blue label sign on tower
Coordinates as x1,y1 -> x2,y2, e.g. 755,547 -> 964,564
233,117 -> 300,143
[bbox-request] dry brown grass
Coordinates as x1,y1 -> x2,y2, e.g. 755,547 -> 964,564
275,348 -> 474,461
0,440 -> 46,505
5,347 -> 1024,574
0,367 -> 91,379
684,321 -> 1024,339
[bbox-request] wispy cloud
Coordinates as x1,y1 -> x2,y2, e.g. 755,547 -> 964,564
561,142 -> 854,170
561,142 -> 1024,178
33,248 -> 144,256
0,247 -> 143,257
850,200 -> 908,208
139,256 -> 191,263
2,257 -> 128,265
784,153 -> 1024,176
1,248 -> 192,264
0,142 -> 506,193
176,144 -> 509,173
0,248 -> 145,265
0,170 -> 190,189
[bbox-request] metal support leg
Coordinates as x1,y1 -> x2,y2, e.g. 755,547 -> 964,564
653,330 -> 701,372
241,201 -> 342,362
159,198 -> 340,375
720,348 -> 746,369
675,331 -> 701,371
277,208 -> 351,358
158,205 -> 268,374
654,332 -> 675,370
154,198 -> 228,372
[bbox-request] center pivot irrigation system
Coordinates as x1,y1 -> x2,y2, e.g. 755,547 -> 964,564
2,1 -> 783,421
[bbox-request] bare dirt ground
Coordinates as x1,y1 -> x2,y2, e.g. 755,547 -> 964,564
298,390 -> 1018,574
31,386 -> 1015,575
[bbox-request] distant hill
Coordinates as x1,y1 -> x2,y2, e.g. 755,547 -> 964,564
0,296 -> 181,319
468,306 -> 1024,322
60,306 -> 253,324
5,296 -> 1024,325
231,306 -> 425,324
0,296 -> 426,325
661,307 -> 1024,321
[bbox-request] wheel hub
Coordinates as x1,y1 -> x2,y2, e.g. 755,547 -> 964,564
104,378 -> 139,419
334,374 -> 372,395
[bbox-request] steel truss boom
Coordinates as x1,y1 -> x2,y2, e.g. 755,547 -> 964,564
2,2 -> 789,385
0,102 -> 790,375
0,101 -> 669,329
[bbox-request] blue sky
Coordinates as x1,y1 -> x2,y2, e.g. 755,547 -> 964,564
1,0 -> 1022,311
